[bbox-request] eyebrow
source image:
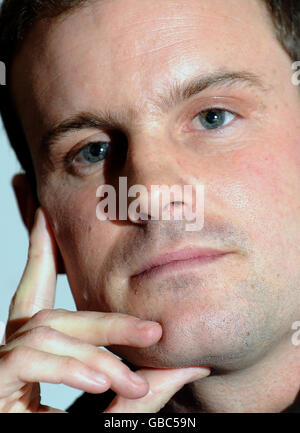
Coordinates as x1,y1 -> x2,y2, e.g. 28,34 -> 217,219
40,70 -> 266,155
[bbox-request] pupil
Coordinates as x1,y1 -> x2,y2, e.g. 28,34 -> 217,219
206,110 -> 221,124
90,143 -> 102,156
82,142 -> 109,163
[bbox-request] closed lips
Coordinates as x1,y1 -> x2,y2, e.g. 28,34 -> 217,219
131,247 -> 230,278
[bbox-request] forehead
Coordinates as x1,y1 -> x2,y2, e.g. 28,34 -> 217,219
11,0 -> 284,142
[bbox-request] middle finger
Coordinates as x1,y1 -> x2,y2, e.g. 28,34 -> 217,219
2,326 -> 150,399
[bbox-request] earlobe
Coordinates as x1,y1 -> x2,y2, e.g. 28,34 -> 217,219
12,173 -> 66,274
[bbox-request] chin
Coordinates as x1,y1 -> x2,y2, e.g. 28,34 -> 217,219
106,273 -> 281,371
108,318 -> 273,373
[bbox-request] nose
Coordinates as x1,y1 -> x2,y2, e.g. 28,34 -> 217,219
120,136 -> 194,225
128,183 -> 194,224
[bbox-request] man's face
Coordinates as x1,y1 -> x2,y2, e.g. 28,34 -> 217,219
11,0 -> 300,370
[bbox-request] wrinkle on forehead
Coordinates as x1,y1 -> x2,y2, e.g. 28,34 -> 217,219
19,0 -> 274,69
72,0 -> 271,59
11,0 -> 282,144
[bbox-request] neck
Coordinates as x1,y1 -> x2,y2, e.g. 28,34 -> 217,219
170,335 -> 300,413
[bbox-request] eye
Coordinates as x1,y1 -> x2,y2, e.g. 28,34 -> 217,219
191,109 -> 236,130
73,141 -> 110,164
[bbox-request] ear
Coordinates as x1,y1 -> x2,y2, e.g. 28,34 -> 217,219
12,173 -> 38,232
12,173 -> 66,274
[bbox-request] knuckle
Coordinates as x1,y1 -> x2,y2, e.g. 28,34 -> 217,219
62,356 -> 82,375
31,308 -> 68,327
54,308 -> 67,315
103,325 -> 116,346
25,326 -> 56,345
5,346 -> 32,365
96,348 -> 129,375
96,312 -> 112,322
114,312 -> 136,321
31,309 -> 53,326
100,312 -> 130,321
106,317 -> 136,344
52,308 -> 68,320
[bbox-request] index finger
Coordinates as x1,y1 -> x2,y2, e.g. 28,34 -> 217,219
6,208 -> 58,338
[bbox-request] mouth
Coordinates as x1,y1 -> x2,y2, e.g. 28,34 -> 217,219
131,246 -> 232,280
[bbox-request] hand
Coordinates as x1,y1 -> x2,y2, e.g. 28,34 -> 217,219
0,208 -> 210,413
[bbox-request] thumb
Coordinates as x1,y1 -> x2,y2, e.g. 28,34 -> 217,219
104,366 -> 210,413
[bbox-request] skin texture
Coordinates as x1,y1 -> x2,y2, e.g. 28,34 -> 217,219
9,0 -> 300,411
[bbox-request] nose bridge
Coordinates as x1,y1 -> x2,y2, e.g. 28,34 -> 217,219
125,129 -> 176,185
125,132 -> 176,192
123,133 -> 189,222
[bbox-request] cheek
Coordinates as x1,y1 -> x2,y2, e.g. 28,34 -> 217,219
217,135 -> 300,270
242,147 -> 300,224
39,181 -> 117,304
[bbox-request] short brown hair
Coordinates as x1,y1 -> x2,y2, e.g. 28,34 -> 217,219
0,0 -> 299,189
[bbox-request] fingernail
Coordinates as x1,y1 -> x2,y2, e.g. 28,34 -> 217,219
128,370 -> 147,386
135,320 -> 161,330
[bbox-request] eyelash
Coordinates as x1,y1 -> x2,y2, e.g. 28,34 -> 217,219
187,107 -> 239,133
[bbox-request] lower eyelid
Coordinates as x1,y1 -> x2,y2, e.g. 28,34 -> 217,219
73,157 -> 105,166
67,162 -> 105,178
66,153 -> 105,175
